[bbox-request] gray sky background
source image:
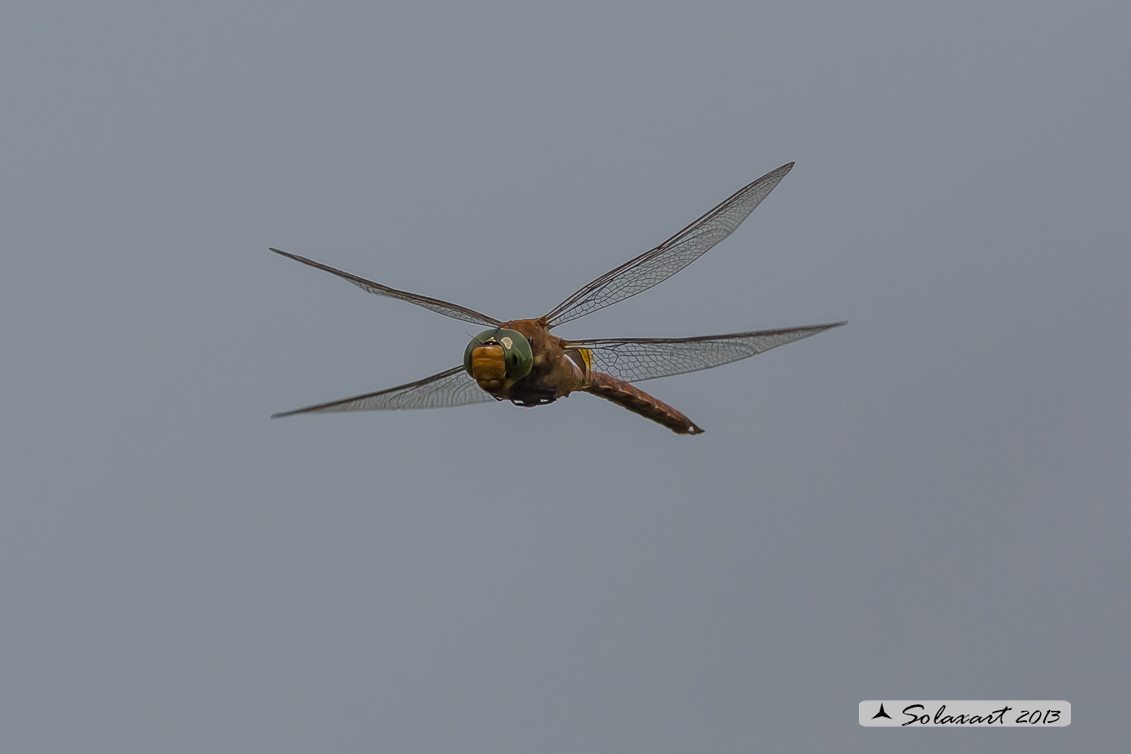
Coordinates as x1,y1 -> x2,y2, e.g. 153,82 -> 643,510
3,2 -> 1128,752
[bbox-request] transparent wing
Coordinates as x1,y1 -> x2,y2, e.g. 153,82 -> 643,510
271,366 -> 493,418
543,163 -> 794,327
564,322 -> 845,383
271,248 -> 501,327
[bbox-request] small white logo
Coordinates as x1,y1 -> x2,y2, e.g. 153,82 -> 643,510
859,700 -> 1070,727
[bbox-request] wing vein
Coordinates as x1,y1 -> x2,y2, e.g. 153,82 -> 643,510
272,365 -> 492,417
543,163 -> 794,327
565,322 -> 845,383
270,248 -> 501,327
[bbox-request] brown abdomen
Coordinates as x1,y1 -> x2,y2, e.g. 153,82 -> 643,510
583,371 -> 704,435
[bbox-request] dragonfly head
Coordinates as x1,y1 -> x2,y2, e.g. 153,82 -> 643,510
464,328 -> 533,393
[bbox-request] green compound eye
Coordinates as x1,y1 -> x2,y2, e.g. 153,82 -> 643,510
497,330 -> 533,380
464,330 -> 496,375
463,329 -> 533,380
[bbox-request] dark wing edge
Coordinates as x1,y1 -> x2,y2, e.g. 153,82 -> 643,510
271,365 -> 493,418
270,248 -> 501,328
542,162 -> 795,328
563,322 -> 845,383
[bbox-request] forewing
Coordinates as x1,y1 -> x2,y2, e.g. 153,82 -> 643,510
271,366 -> 493,418
543,163 -> 794,327
564,322 -> 845,383
271,248 -> 501,327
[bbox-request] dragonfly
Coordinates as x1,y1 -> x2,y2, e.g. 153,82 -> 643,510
271,162 -> 843,434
